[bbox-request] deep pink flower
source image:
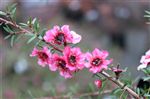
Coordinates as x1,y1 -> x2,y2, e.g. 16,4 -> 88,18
85,48 -> 112,73
63,46 -> 85,71
94,80 -> 102,89
30,46 -> 51,67
43,25 -> 81,45
51,54 -> 72,79
138,49 -> 150,70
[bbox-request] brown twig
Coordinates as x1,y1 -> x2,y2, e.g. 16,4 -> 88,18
35,90 -> 111,99
100,71 -> 140,99
0,17 -> 62,52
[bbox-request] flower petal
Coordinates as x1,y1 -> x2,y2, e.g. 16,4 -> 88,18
70,31 -> 82,44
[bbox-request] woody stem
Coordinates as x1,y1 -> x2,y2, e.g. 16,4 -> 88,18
0,17 -> 62,52
100,71 -> 140,99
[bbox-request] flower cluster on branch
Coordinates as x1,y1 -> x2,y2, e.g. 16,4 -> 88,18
0,5 -> 150,99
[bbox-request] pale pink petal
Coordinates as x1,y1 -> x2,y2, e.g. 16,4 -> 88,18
89,67 -> 100,73
146,49 -> 150,55
85,52 -> 92,61
61,25 -> 70,33
66,65 -> 76,71
60,71 -> 72,79
92,48 -> 101,57
85,62 -> 91,68
101,50 -> 109,59
77,64 -> 84,70
53,25 -> 60,32
70,31 -> 82,44
30,47 -> 38,57
137,64 -> 147,70
103,59 -> 113,66
63,46 -> 70,56
49,64 -> 57,71
38,60 -> 46,67
140,56 -> 146,63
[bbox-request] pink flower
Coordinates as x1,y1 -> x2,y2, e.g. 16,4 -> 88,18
138,49 -> 150,70
44,25 -> 72,45
51,54 -> 73,79
63,46 -> 85,71
85,48 -> 112,73
44,25 -> 81,45
30,46 -> 51,67
94,80 -> 102,89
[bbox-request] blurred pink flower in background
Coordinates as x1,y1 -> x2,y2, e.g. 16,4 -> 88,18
85,48 -> 112,73
3,89 -> 16,99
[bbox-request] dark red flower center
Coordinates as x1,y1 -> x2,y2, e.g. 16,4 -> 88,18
57,59 -> 66,69
37,52 -> 48,61
69,55 -> 76,66
55,33 -> 65,44
91,58 -> 102,66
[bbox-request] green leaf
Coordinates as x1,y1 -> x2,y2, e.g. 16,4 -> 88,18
27,17 -> 32,26
143,76 -> 150,81
7,3 -> 17,12
142,67 -> 150,75
4,35 -> 11,40
144,15 -> 150,18
19,23 -> 28,27
145,10 -> 150,15
32,18 -> 37,24
35,40 -> 42,46
11,35 -> 15,47
136,88 -> 140,95
27,35 -> 36,44
10,7 -> 16,20
40,28 -> 47,37
98,80 -> 107,94
144,94 -> 150,97
0,11 -> 7,16
112,87 -> 122,95
24,33 -> 34,37
88,83 -> 95,92
32,18 -> 40,33
3,25 -> 14,33
11,7 -> 16,15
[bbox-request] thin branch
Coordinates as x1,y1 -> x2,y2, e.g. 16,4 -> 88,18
35,90 -> 111,99
0,17 -> 62,52
100,71 -> 140,99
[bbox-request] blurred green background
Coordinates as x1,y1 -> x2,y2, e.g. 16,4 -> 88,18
0,0 -> 150,99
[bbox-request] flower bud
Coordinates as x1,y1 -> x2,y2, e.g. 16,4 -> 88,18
94,80 -> 102,89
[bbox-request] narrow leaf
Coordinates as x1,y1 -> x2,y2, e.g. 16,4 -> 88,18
4,35 -> 11,40
32,18 -> 37,24
145,10 -> 150,14
0,11 -> 7,16
27,35 -> 36,44
112,88 -> 122,95
3,25 -> 14,33
19,23 -> 28,27
11,35 -> 15,47
40,28 -> 47,37
143,76 -> 150,81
